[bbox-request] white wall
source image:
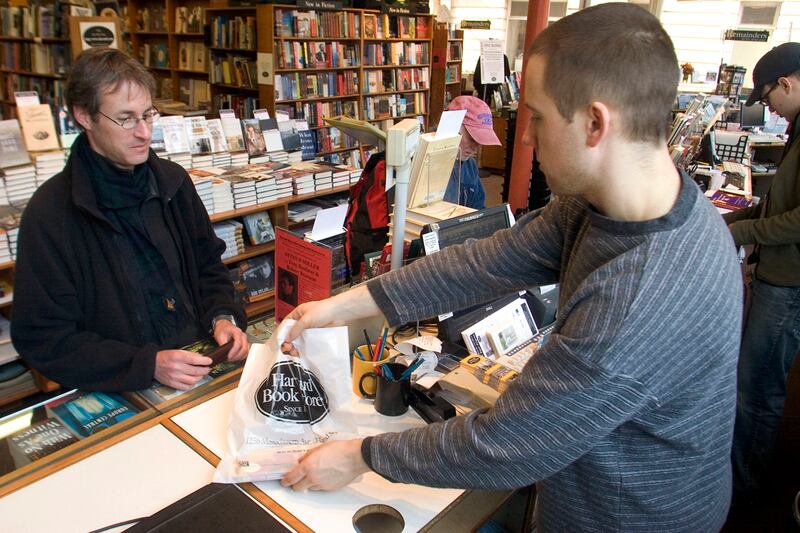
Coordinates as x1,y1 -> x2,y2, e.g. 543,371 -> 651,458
448,0 -> 509,73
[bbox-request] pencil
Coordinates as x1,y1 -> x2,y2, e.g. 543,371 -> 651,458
364,329 -> 375,360
375,327 -> 389,360
355,347 -> 367,361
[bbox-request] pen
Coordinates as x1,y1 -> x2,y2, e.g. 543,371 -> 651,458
381,363 -> 396,381
399,358 -> 425,381
364,329 -> 375,360
375,326 -> 388,359
355,347 -> 367,361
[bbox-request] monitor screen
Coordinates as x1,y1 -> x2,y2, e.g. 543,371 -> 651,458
741,102 -> 767,129
420,204 -> 514,252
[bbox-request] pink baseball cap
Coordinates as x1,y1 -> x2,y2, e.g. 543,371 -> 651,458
447,96 -> 501,146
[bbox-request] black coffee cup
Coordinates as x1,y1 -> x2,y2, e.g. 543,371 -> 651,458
373,363 -> 411,417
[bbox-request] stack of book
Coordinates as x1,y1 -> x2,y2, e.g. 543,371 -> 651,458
288,201 -> 322,223
0,205 -> 22,260
188,170 -> 215,214
191,153 -> 213,169
253,175 -> 278,204
230,152 -> 248,167
211,177 -> 235,214
212,220 -> 245,261
32,150 -> 66,185
0,315 -> 18,366
290,169 -> 315,195
332,166 -> 351,188
0,361 -> 35,405
3,163 -> 36,205
167,152 -> 193,169
212,151 -> 232,167
224,174 -> 258,209
267,150 -> 289,164
313,167 -> 333,191
274,173 -> 294,200
0,229 -> 10,264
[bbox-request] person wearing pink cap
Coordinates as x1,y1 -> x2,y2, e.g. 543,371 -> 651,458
442,96 -> 501,208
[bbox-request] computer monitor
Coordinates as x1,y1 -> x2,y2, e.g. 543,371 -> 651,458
420,204 -> 514,253
741,102 -> 767,130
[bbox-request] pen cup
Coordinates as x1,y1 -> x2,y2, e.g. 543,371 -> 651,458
352,344 -> 390,399
372,363 -> 412,417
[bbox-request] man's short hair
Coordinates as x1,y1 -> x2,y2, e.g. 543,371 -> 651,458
528,3 -> 679,144
65,47 -> 156,120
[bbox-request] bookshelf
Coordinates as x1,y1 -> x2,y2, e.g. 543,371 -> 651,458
124,0 -> 210,111
260,5 -> 432,167
0,4 -> 72,119
206,6 -> 260,118
429,23 -> 463,127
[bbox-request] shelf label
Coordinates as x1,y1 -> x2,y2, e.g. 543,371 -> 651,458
298,0 -> 343,10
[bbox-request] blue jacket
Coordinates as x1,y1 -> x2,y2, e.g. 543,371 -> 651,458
443,157 -> 486,208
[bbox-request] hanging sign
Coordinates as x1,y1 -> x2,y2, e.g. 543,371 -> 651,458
461,20 -> 491,30
724,29 -> 769,42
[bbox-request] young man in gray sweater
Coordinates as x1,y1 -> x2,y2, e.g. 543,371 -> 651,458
280,4 -> 743,531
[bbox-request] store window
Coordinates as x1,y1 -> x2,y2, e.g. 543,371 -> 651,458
738,2 -> 782,28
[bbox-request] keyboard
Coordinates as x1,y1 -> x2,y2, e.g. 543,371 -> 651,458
722,161 -> 749,178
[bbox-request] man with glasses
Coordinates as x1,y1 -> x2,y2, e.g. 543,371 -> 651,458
724,42 -> 800,504
11,47 -> 249,392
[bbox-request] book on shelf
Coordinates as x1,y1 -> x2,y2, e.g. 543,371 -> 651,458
0,119 -> 31,169
17,104 -> 60,152
206,119 -> 229,153
160,115 -> 191,154
186,116 -> 213,155
241,118 -> 266,157
220,110 -> 246,153
243,211 -> 276,246
259,118 -> 285,153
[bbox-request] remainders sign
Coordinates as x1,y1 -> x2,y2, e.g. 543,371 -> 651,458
68,16 -> 121,58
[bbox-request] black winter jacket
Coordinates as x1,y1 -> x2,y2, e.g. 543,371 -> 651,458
10,146 -> 245,391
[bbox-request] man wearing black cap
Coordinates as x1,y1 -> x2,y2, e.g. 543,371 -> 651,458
723,41 -> 800,500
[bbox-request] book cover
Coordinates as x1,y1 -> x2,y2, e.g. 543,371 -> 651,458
243,211 -> 276,245
206,118 -> 229,153
17,104 -> 59,152
6,417 -> 78,467
277,119 -> 300,151
241,118 -> 266,157
221,113 -> 245,152
160,115 -> 191,154
47,391 -> 138,438
0,119 -> 31,169
259,118 -> 284,152
239,253 -> 274,300
186,116 -> 212,155
274,227 -> 332,321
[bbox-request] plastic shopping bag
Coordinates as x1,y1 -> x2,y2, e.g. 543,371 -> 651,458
214,320 -> 356,483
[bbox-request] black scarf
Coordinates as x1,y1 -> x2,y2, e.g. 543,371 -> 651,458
75,134 -> 198,347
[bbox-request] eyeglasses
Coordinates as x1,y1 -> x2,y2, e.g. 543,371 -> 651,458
759,83 -> 779,107
98,108 -> 160,130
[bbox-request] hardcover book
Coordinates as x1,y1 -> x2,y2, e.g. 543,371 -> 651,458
17,104 -> 59,152
241,118 -> 266,157
0,119 -> 31,168
47,391 -> 138,438
243,211 -> 276,245
6,417 -> 78,467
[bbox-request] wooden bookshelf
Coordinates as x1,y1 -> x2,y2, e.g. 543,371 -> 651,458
429,23 -> 463,127
261,5 -> 433,167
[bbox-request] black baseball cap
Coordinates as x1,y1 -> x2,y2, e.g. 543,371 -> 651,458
746,42 -> 800,106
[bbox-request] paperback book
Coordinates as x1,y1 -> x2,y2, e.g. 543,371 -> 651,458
47,391 -> 138,438
243,211 -> 276,245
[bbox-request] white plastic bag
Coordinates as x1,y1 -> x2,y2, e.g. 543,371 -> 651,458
214,320 -> 356,483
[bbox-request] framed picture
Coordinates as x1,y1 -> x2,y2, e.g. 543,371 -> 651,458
68,16 -> 122,59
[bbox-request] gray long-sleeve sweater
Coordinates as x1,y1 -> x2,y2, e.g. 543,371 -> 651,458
363,172 -> 742,532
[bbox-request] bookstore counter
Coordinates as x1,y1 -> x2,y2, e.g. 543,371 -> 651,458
0,366 -> 514,532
